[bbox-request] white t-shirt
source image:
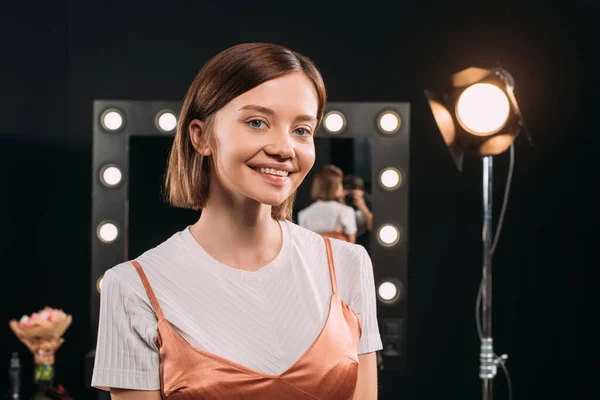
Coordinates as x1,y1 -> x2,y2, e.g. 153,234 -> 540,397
91,220 -> 382,391
297,201 -> 357,235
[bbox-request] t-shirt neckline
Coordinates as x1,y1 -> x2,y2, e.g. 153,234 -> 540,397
181,219 -> 291,281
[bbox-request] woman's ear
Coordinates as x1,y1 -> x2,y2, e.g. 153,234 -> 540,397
189,119 -> 212,156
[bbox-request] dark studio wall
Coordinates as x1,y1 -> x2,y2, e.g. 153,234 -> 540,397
0,1 -> 595,399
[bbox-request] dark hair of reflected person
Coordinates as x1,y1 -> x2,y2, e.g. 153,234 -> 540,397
164,42 -> 327,221
343,175 -> 365,191
311,164 -> 344,202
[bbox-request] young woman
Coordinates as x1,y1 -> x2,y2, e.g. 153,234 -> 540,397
91,42 -> 382,400
298,164 -> 358,243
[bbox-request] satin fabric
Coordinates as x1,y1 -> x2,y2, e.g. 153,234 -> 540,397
130,236 -> 362,400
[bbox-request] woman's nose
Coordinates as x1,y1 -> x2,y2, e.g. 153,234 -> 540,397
265,129 -> 294,159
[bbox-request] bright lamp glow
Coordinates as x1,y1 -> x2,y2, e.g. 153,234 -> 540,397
379,167 -> 402,190
96,275 -> 103,293
157,111 -> 177,132
100,165 -> 122,187
456,83 -> 510,136
323,111 -> 346,133
377,224 -> 400,247
101,109 -> 124,131
97,222 -> 119,243
378,111 -> 401,134
378,281 -> 398,301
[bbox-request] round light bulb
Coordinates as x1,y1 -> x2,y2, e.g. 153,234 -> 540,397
97,275 -> 104,293
157,111 -> 177,132
101,110 -> 124,131
323,111 -> 346,133
379,168 -> 402,190
378,224 -> 400,247
97,222 -> 119,243
378,281 -> 398,301
100,165 -> 122,187
378,111 -> 401,133
456,83 -> 510,136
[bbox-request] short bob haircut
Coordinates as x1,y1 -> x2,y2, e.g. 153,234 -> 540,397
164,43 -> 327,221
311,164 -> 344,202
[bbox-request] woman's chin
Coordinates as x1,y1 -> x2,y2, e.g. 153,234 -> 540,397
252,193 -> 289,207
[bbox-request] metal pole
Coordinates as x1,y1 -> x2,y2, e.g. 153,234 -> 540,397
480,156 -> 495,400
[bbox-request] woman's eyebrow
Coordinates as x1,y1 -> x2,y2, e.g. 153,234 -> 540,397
238,104 -> 317,123
238,104 -> 275,115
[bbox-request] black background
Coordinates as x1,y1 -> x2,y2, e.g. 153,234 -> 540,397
1,1 -> 595,399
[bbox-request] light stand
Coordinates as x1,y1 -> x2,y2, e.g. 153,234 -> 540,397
481,155 -> 495,400
425,66 -> 529,400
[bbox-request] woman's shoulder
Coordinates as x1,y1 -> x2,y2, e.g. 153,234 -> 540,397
102,229 -> 189,293
340,203 -> 355,213
101,261 -> 144,297
286,220 -> 368,261
329,236 -> 368,263
286,219 -> 324,241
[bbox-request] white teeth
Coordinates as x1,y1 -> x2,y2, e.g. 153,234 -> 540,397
256,167 -> 289,177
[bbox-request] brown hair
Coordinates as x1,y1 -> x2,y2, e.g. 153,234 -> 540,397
343,175 -> 365,190
311,164 -> 344,201
164,43 -> 327,220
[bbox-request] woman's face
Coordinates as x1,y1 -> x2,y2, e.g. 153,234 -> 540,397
200,72 -> 319,207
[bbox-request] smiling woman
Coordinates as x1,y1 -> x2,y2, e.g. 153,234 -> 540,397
91,43 -> 382,400
185,72 -> 320,209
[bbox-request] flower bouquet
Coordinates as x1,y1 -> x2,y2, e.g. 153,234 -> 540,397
9,306 -> 73,399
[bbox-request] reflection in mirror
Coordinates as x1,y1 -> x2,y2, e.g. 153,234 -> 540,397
294,138 -> 373,254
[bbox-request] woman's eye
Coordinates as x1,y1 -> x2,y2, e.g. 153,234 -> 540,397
249,120 -> 266,129
295,128 -> 311,136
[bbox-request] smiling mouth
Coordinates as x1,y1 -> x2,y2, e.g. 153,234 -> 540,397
249,166 -> 291,177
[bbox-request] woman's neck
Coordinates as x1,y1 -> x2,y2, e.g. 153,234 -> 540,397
189,198 -> 283,272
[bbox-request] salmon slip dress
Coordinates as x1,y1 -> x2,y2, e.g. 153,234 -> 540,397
130,236 -> 363,399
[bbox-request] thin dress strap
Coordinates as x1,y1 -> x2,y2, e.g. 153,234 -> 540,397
322,237 -> 338,294
130,260 -> 164,320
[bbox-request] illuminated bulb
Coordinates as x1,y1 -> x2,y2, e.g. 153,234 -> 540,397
456,83 -> 510,135
100,165 -> 122,187
102,110 -> 124,131
97,275 -> 103,293
157,111 -> 177,132
323,111 -> 345,133
378,111 -> 400,133
98,222 -> 119,243
380,168 -> 401,190
378,281 -> 398,301
378,224 -> 400,246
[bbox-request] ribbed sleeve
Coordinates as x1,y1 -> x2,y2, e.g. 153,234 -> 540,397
91,269 -> 161,391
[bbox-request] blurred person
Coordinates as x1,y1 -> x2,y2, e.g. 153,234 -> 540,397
298,164 -> 357,243
343,175 -> 373,237
91,43 -> 381,400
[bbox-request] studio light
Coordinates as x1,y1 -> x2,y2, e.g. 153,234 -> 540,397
99,165 -> 123,187
379,167 -> 402,190
456,83 -> 510,136
377,224 -> 401,247
425,67 -> 529,171
156,110 -> 178,132
425,66 -> 529,400
323,111 -> 346,134
377,111 -> 401,134
97,222 -> 119,243
100,109 -> 124,132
